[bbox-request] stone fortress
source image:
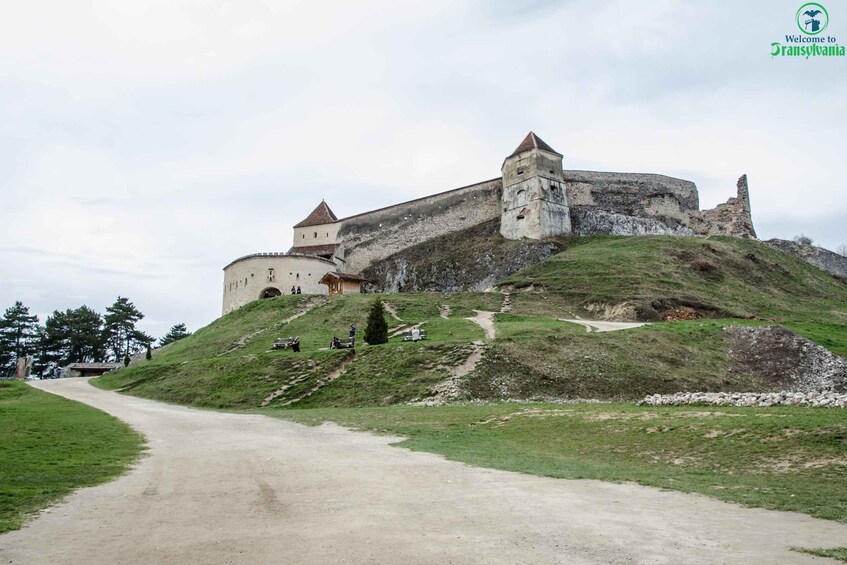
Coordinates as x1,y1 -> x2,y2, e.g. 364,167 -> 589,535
222,132 -> 755,314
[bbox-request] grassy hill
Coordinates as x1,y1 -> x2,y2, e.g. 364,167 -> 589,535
94,235 -> 847,407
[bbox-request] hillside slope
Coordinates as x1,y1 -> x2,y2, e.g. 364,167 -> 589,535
95,236 -> 847,406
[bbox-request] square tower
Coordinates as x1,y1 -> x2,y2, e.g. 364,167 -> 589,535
500,132 -> 571,240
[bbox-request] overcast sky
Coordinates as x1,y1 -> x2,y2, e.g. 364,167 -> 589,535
1,0 -> 845,339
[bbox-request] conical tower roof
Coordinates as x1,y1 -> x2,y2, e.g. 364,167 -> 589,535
293,200 -> 338,228
508,132 -> 562,158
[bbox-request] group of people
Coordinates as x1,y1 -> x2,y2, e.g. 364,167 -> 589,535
329,324 -> 356,349
290,286 -> 302,294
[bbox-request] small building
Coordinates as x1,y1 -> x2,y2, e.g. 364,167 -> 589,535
63,362 -> 122,378
320,272 -> 367,295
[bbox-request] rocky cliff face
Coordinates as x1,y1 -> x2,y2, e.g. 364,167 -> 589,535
764,239 -> 847,281
570,208 -> 693,236
362,220 -> 568,293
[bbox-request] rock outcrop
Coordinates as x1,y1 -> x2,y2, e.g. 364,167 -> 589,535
362,220 -> 568,293
571,209 -> 693,236
764,239 -> 847,282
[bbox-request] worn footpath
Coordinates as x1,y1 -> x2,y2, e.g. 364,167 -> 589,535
2,378 -> 846,564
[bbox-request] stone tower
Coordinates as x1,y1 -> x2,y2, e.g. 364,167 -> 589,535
500,132 -> 571,240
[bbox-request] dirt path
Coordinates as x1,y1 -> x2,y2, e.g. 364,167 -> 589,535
465,310 -> 497,340
4,379 -> 847,564
383,302 -> 403,322
560,319 -> 648,332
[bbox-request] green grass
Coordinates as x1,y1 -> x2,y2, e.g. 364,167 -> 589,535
94,293 -> 486,408
793,547 -> 847,562
0,381 -> 144,533
502,236 -> 847,354
273,402 -> 847,522
466,317 -> 763,400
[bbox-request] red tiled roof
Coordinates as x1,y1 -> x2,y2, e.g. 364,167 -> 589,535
287,243 -> 339,257
293,200 -> 338,228
319,271 -> 368,284
508,132 -> 562,158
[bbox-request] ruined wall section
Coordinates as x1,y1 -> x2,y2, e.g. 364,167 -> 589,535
337,178 -> 502,273
694,175 -> 757,237
564,170 -> 700,231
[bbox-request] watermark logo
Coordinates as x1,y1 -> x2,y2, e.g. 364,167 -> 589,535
797,2 -> 829,35
771,2 -> 844,58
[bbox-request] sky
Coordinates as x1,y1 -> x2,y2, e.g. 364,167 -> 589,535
1,0 -> 845,339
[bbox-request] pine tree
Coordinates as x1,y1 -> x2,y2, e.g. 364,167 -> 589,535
145,343 -> 152,361
0,301 -> 39,375
103,297 -> 146,362
364,298 -> 388,345
42,306 -> 105,366
158,323 -> 191,347
123,353 -> 131,367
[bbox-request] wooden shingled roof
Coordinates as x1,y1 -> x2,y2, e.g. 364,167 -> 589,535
293,200 -> 338,228
508,132 -> 562,158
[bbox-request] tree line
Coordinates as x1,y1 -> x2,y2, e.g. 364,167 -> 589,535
0,297 -> 191,377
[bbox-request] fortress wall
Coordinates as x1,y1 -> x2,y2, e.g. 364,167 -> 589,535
337,178 -> 502,273
563,171 -> 699,228
222,254 -> 333,314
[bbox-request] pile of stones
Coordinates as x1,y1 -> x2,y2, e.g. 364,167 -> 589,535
639,391 -> 847,408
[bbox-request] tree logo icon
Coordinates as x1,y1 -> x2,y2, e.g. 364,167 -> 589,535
797,2 -> 829,35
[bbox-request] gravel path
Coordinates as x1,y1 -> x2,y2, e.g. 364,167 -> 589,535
559,319 -> 649,332
3,378 -> 846,564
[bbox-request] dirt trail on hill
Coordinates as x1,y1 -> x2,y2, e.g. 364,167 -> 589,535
466,310 -> 497,340
5,379 -> 847,565
560,319 -> 648,332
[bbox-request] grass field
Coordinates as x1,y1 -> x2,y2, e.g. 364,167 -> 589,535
273,402 -> 847,523
0,381 -> 144,533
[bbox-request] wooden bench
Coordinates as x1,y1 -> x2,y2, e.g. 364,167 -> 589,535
272,338 -> 297,350
401,330 -> 428,341
330,337 -> 355,349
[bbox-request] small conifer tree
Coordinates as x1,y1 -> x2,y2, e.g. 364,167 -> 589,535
364,298 -> 388,345
123,353 -> 131,367
145,343 -> 152,361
